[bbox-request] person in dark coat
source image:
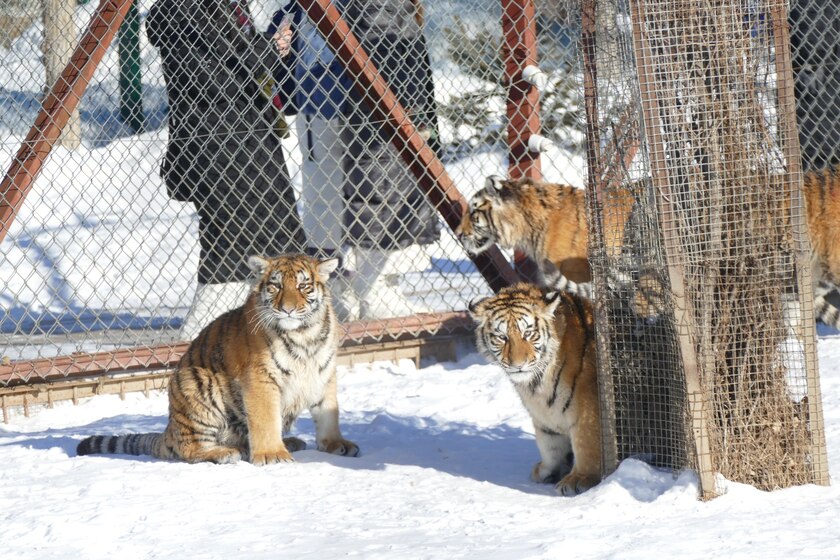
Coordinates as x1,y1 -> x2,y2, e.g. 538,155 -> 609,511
342,0 -> 441,319
342,0 -> 441,251
790,0 -> 840,171
272,0 -> 440,320
146,0 -> 307,338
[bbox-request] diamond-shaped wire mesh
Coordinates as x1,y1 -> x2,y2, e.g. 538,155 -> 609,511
1,1 -> 584,383
0,1 -> 830,495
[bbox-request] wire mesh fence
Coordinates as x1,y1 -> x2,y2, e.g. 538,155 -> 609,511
0,0 -> 583,384
0,0 -> 831,495
584,0 -> 828,495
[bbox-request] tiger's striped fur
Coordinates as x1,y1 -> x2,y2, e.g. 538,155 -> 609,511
456,175 -> 636,284
457,175 -> 663,317
76,254 -> 359,464
804,167 -> 840,292
459,174 -> 840,329
469,283 -> 602,496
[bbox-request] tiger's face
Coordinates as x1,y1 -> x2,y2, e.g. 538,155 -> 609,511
456,175 -> 510,256
247,254 -> 338,330
469,283 -> 562,386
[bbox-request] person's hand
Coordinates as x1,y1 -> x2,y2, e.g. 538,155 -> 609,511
273,28 -> 292,56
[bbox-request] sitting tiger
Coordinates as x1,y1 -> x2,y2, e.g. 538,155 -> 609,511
77,253 -> 359,465
469,283 -> 602,496
458,174 -> 840,329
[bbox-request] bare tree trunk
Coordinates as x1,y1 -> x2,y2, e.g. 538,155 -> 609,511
42,0 -> 80,149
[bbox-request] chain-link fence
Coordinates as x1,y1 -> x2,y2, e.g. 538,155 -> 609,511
585,0 -> 827,497
0,0 -> 832,496
1,1 -> 583,386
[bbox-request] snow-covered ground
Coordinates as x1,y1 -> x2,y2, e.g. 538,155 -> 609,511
1,333 -> 839,559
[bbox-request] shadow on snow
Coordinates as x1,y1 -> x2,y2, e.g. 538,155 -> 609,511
4,410 -> 551,495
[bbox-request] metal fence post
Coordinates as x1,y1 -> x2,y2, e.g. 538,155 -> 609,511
118,1 -> 143,132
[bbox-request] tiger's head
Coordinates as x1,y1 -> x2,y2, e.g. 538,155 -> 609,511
246,253 -> 338,331
469,283 -> 562,386
456,175 -> 520,256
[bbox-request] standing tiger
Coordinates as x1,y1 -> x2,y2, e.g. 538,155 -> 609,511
456,175 -> 660,315
456,175 -> 621,285
469,283 -> 602,496
457,174 -> 840,328
77,253 -> 359,465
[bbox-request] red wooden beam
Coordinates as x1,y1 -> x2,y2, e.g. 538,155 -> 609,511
0,0 -> 135,246
0,312 -> 472,387
297,0 -> 517,292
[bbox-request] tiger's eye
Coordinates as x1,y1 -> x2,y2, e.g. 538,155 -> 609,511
266,284 -> 278,295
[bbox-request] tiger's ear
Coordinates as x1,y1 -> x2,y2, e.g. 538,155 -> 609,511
543,290 -> 563,315
467,296 -> 488,319
247,255 -> 270,276
485,175 -> 505,193
316,257 -> 340,281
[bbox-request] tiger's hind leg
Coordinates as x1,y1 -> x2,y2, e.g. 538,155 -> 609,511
283,437 -> 307,452
182,445 -> 243,464
160,423 -> 244,464
557,399 -> 602,497
165,366 -> 245,464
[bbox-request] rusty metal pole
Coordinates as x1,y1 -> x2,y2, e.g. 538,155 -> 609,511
297,0 -> 518,292
501,0 -> 541,282
501,0 -> 542,181
0,0 -> 134,246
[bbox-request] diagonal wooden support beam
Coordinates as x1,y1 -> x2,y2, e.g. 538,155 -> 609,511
297,0 -> 518,293
0,0 -> 135,246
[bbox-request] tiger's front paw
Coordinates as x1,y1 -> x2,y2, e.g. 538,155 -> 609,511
318,438 -> 360,457
555,471 -> 599,497
251,448 -> 294,466
530,461 -> 569,484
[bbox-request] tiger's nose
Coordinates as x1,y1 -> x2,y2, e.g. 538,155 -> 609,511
279,303 -> 296,315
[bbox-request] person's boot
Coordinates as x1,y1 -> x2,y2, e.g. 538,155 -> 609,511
352,247 -> 431,320
180,281 -> 251,342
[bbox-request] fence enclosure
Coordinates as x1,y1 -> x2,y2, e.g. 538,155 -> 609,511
0,0 -> 831,496
584,0 -> 827,496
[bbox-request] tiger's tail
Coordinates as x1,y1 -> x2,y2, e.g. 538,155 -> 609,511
541,259 -> 668,319
548,272 -> 594,299
814,281 -> 840,330
76,433 -> 169,459
541,259 -> 594,299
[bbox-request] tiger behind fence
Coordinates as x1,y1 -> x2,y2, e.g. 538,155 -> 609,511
457,173 -> 840,329
76,253 -> 359,465
804,166 -> 840,329
456,175 -> 663,317
469,283 -> 602,496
